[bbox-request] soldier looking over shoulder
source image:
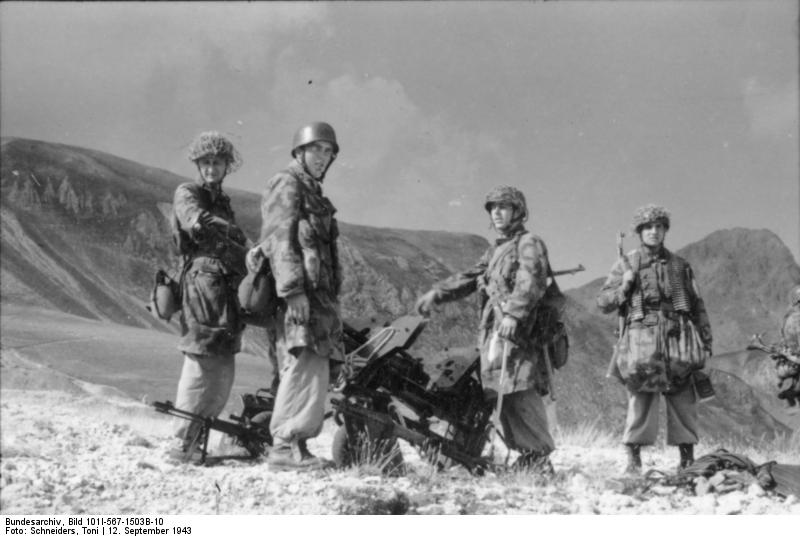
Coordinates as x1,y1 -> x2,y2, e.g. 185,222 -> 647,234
597,204 -> 712,474
169,131 -> 250,462
246,122 -> 344,471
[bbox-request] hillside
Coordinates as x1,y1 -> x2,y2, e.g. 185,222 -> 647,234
1,137 -> 799,445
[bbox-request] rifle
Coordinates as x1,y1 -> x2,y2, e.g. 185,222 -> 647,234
746,333 -> 794,361
606,232 -> 633,378
551,264 -> 585,277
153,400 -> 272,464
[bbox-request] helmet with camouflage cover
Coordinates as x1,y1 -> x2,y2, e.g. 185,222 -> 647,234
631,204 -> 671,233
291,122 -> 339,157
484,185 -> 528,223
789,284 -> 800,306
187,131 -> 242,173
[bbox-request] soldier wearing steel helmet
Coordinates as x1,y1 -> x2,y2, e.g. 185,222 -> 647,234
597,204 -> 713,474
169,131 -> 250,462
246,122 -> 343,470
415,186 -> 557,476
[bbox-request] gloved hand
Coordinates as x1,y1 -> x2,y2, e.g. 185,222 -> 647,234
415,290 -> 438,317
246,247 -> 264,273
498,315 -> 518,340
286,293 -> 310,325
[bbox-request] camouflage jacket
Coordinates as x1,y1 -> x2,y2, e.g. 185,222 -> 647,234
172,180 -> 249,276
172,179 -> 249,356
597,246 -> 712,391
432,226 -> 551,395
255,161 -> 343,360
782,306 -> 800,357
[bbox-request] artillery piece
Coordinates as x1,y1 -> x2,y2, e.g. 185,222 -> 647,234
330,314 -> 494,474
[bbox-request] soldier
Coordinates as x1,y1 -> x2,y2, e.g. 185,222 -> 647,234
777,285 -> 800,408
415,186 -> 557,475
597,204 -> 712,474
170,131 -> 250,462
247,122 -> 344,471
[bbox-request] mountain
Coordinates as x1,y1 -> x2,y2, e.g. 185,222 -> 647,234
562,227 -> 800,439
2,137 -> 798,445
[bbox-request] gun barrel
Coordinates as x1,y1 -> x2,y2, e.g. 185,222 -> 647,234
551,264 -> 585,277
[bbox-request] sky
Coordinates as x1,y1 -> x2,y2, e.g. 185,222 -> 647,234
1,1 -> 798,288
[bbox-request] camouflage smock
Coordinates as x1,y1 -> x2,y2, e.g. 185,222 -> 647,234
173,180 -> 248,356
597,246 -> 712,392
778,305 -> 800,380
432,226 -> 551,396
255,160 -> 344,361
782,305 -> 800,356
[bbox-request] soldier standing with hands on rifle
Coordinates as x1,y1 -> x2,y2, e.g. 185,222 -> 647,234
416,186 -> 560,476
597,204 -> 713,475
168,131 -> 250,463
246,122 -> 344,471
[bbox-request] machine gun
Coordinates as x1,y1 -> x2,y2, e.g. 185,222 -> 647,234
153,397 -> 273,464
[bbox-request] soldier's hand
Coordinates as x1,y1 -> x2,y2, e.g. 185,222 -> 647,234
246,247 -> 264,273
286,293 -> 310,325
415,290 -> 437,317
621,269 -> 635,291
198,212 -> 229,231
499,316 -> 518,340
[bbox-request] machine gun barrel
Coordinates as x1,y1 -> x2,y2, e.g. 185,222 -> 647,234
153,400 -> 271,463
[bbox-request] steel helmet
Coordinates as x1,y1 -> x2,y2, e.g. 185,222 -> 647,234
631,204 -> 671,233
187,131 -> 242,173
789,284 -> 800,306
484,185 -> 529,222
291,122 -> 339,157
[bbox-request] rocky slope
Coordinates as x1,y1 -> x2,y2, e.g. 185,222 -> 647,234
2,386 -> 798,515
2,137 -> 799,443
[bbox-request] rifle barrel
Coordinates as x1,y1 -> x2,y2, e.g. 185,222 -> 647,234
551,264 -> 585,277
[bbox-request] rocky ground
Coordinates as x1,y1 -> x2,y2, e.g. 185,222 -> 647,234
1,387 -> 798,516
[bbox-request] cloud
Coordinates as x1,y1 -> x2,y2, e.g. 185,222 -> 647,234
742,78 -> 799,140
266,51 -> 513,231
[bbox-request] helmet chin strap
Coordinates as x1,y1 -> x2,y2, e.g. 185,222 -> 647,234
297,150 -> 335,182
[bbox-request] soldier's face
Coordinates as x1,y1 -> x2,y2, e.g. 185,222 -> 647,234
490,203 -> 514,231
196,155 -> 228,185
300,141 -> 335,179
640,222 -> 666,247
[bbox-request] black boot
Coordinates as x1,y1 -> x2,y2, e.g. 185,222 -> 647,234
677,444 -> 694,471
624,444 -> 642,475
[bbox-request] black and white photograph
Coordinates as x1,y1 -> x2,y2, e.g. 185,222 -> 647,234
1,0 -> 798,523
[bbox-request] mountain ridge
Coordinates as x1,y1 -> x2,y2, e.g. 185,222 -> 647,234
2,137 -> 798,443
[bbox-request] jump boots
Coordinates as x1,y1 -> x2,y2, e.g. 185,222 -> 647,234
624,443 -> 642,475
677,443 -> 694,471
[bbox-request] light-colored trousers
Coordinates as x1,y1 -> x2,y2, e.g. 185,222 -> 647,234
622,380 -> 698,446
495,388 -> 556,455
173,352 -> 235,442
269,347 -> 329,445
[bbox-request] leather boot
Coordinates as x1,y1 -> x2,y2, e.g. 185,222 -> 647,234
624,443 -> 642,475
677,443 -> 694,471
